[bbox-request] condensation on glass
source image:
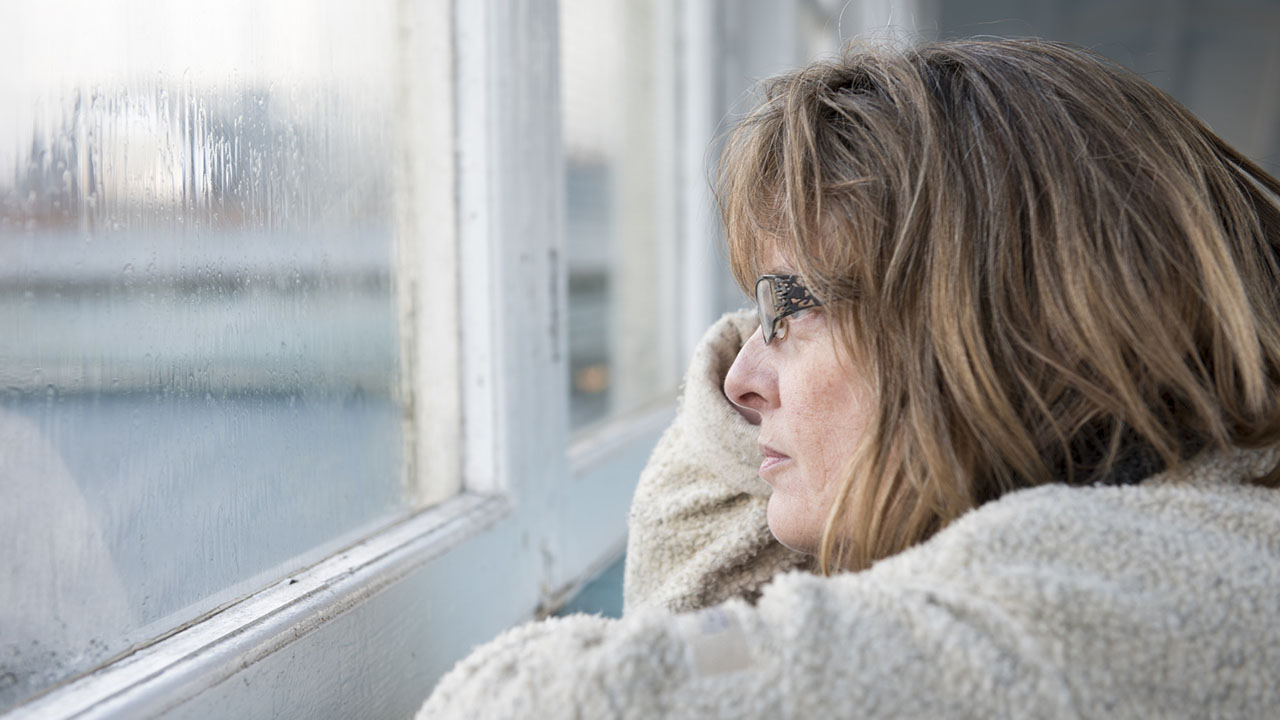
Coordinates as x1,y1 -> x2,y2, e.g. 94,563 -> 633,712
561,0 -> 681,430
0,1 -> 421,709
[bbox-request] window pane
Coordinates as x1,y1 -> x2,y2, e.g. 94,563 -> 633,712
561,0 -> 680,431
0,0 -> 423,709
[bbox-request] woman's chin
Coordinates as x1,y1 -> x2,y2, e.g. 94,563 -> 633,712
766,495 -> 821,555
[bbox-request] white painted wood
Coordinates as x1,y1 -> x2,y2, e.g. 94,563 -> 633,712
7,494 -> 508,720
397,0 -> 462,507
475,0 -> 569,506
457,0 -> 502,497
4,1 -> 576,717
567,400 -> 675,475
551,402 -> 676,600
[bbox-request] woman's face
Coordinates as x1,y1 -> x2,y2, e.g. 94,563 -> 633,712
723,257 -> 873,555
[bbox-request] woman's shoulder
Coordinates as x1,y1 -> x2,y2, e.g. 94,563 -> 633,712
420,446 -> 1280,719
865,444 -> 1280,585
738,446 -> 1280,717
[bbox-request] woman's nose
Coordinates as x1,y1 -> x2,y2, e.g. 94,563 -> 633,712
723,327 -> 775,426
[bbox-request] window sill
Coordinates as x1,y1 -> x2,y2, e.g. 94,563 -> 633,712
8,493 -> 509,720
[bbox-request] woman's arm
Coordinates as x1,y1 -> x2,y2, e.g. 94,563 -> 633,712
622,310 -> 814,614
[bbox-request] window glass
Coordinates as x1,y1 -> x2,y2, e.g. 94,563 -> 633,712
561,0 -> 680,431
0,0 -> 421,709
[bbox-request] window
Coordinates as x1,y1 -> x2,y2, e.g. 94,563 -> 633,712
1,0 -> 456,713
561,0 -> 681,431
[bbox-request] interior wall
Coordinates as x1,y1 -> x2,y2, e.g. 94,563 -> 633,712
920,0 -> 1280,173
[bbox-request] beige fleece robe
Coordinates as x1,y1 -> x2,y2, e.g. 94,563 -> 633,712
418,312 -> 1280,719
622,310 -> 815,613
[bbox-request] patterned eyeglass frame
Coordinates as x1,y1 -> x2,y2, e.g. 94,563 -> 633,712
755,274 -> 822,344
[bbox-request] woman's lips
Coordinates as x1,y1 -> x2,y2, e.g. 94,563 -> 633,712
759,443 -> 790,475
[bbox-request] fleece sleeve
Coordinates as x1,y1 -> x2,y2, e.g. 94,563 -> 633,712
419,449 -> 1280,719
415,602 -> 794,720
416,571 -> 1055,720
622,310 -> 814,614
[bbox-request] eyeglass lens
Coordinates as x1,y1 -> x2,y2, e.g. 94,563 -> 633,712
755,276 -> 777,344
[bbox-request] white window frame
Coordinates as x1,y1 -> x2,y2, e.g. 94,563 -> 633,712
4,1 -> 671,717
4,0 -> 870,716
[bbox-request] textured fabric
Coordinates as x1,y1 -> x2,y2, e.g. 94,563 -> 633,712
417,313 -> 1280,719
623,310 -> 815,613
420,449 -> 1280,719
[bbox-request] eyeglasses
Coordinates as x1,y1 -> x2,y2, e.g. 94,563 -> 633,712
755,274 -> 823,344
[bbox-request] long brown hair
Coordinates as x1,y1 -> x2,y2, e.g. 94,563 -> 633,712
718,38 -> 1280,573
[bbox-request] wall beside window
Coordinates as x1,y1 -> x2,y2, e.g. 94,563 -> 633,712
916,0 -> 1280,173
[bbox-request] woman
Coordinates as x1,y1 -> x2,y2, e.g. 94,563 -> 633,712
420,38 -> 1280,718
